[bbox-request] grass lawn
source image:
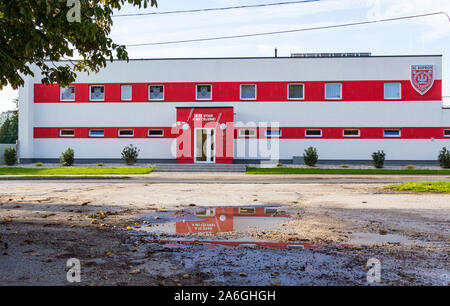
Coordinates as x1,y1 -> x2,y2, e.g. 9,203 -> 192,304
0,167 -> 154,175
246,167 -> 450,175
386,181 -> 450,193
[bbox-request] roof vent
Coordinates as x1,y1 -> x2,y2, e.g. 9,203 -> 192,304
291,52 -> 371,58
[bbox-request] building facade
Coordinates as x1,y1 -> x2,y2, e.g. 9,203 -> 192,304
18,55 -> 450,164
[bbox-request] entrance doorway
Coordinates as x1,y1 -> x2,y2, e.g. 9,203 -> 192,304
194,128 -> 215,163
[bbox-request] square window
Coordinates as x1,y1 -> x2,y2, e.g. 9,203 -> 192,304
305,129 -> 322,137
444,129 -> 450,137
265,129 -> 281,137
343,129 -> 360,137
239,129 -> 256,137
89,129 -> 104,137
325,83 -> 342,100
149,85 -> 164,101
121,85 -> 132,101
59,129 -> 75,137
288,84 -> 304,99
240,84 -> 256,100
384,83 -> 401,99
90,85 -> 104,101
196,85 -> 212,100
384,129 -> 401,137
118,129 -> 134,137
60,86 -> 75,101
148,129 -> 164,137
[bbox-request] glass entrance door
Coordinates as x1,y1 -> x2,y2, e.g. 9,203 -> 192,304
194,128 -> 215,163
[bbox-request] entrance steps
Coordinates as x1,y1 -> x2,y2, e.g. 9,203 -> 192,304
153,163 -> 247,173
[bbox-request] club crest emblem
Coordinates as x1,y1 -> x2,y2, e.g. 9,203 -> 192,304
411,65 -> 434,95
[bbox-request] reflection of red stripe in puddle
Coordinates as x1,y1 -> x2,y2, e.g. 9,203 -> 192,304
146,239 -> 320,250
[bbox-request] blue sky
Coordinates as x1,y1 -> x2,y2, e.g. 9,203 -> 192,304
1,0 -> 449,111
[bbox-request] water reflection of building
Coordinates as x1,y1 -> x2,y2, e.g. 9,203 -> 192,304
175,206 -> 291,234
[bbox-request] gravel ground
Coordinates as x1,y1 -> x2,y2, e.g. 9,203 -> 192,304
0,175 -> 448,285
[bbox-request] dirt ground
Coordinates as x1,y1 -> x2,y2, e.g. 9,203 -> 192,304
0,175 -> 449,285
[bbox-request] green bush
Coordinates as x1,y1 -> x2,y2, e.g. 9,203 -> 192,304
35,162 -> 43,167
438,147 -> 450,169
4,147 -> 17,166
97,162 -> 104,167
406,164 -> 415,170
303,147 -> 318,167
60,148 -> 74,166
372,151 -> 386,169
121,144 -> 140,165
341,164 -> 350,168
276,162 -> 283,168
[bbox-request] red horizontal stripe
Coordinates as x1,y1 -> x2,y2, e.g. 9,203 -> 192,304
34,80 -> 442,103
34,127 -> 450,139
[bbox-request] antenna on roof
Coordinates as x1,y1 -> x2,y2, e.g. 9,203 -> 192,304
274,48 -> 278,58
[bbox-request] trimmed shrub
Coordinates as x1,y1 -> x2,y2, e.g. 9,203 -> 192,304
60,148 -> 74,166
97,162 -> 104,167
121,144 -> 140,165
35,162 -> 43,167
372,151 -> 386,168
303,146 -> 318,167
406,164 -> 415,170
341,164 -> 350,168
276,162 -> 283,168
438,147 -> 450,169
4,147 -> 17,166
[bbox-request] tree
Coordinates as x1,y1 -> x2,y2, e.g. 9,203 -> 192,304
0,99 -> 18,144
0,0 -> 157,89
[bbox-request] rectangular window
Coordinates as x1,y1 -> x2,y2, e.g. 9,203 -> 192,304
240,84 -> 256,100
325,83 -> 342,100
148,129 -> 164,137
384,83 -> 401,100
264,207 -> 278,215
238,129 -> 256,137
384,129 -> 401,137
118,129 -> 134,137
196,84 -> 212,100
444,129 -> 450,137
288,84 -> 304,100
149,85 -> 164,101
89,85 -> 105,101
343,129 -> 360,137
265,129 -> 281,137
59,129 -> 75,137
89,129 -> 104,137
305,129 -> 322,137
121,85 -> 132,101
239,207 -> 256,215
60,86 -> 75,101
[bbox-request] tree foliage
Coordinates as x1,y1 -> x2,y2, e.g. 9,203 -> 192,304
0,0 -> 157,89
0,99 -> 18,144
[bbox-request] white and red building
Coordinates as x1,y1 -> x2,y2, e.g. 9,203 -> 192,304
18,54 -> 450,164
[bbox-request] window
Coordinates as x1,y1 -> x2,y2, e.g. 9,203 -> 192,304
384,129 -> 401,137
305,129 -> 322,137
265,129 -> 281,137
325,83 -> 342,100
239,129 -> 256,137
148,129 -> 164,137
239,207 -> 256,215
149,85 -> 164,101
343,129 -> 360,137
121,85 -> 132,101
384,83 -> 401,100
444,129 -> 450,137
60,86 -> 75,101
89,85 -> 104,101
196,84 -> 212,100
196,208 -> 215,217
240,84 -> 256,100
264,207 -> 278,215
59,129 -> 75,137
89,129 -> 104,137
118,129 -> 134,137
288,84 -> 304,100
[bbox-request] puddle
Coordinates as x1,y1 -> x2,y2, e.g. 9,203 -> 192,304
348,232 -> 421,246
131,205 -> 317,249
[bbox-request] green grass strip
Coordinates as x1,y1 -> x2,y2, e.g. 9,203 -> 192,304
246,167 -> 450,175
385,181 -> 450,193
0,167 -> 153,175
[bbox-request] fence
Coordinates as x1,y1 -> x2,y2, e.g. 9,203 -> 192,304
0,143 -> 16,164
